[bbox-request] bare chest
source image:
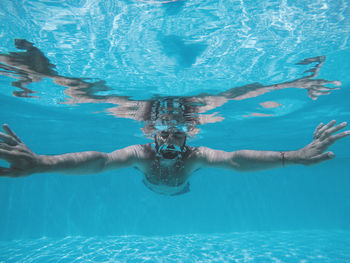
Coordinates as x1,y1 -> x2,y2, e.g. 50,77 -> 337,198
145,158 -> 188,186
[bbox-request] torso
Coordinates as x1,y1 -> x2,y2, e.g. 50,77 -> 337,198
147,157 -> 188,186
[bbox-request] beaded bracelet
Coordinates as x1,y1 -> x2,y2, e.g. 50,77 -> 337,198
280,152 -> 286,167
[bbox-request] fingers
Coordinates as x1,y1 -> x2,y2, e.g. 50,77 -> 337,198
0,132 -> 18,146
3,124 -> 22,143
0,149 -> 13,162
330,80 -> 342,86
313,123 -> 324,139
319,121 -> 347,141
323,122 -> 348,138
314,79 -> 341,87
315,120 -> 336,139
0,143 -> 13,151
296,56 -> 326,65
328,130 -> 350,143
0,124 -> 21,146
312,120 -> 350,152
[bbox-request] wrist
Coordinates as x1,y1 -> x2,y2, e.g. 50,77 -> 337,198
35,155 -> 54,173
284,151 -> 303,165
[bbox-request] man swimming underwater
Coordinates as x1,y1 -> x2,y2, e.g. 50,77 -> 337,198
0,40 -> 349,195
0,121 -> 349,195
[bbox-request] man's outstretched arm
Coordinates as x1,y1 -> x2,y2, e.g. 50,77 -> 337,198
194,120 -> 349,172
0,124 -> 144,177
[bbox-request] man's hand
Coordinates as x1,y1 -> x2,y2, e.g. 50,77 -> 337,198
0,124 -> 42,177
294,78 -> 341,101
290,120 -> 350,165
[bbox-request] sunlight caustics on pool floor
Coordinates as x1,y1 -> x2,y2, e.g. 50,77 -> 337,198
1,230 -> 349,262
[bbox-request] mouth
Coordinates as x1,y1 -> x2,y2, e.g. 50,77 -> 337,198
158,144 -> 181,159
167,145 -> 175,150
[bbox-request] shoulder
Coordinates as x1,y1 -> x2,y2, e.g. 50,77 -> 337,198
179,146 -> 210,173
185,146 -> 233,164
185,146 -> 214,159
124,143 -> 155,160
109,143 -> 154,161
182,146 -> 208,163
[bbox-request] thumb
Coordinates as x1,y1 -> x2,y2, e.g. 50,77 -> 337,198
0,167 -> 13,177
307,89 -> 318,101
310,151 -> 335,165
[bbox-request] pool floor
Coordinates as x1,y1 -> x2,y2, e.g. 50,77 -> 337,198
1,230 -> 349,262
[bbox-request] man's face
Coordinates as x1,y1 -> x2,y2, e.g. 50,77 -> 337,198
155,128 -> 187,159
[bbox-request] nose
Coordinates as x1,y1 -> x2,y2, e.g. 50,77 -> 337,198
164,134 -> 179,144
165,134 -> 175,143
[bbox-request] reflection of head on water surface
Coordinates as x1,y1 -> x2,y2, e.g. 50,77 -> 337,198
0,39 -> 342,138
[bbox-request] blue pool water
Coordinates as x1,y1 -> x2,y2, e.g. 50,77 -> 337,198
1,0 -> 350,262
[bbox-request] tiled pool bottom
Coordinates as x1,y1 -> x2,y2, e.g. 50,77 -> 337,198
1,230 -> 349,262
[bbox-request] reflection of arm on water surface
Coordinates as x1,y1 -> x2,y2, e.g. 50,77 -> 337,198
0,39 -> 341,104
